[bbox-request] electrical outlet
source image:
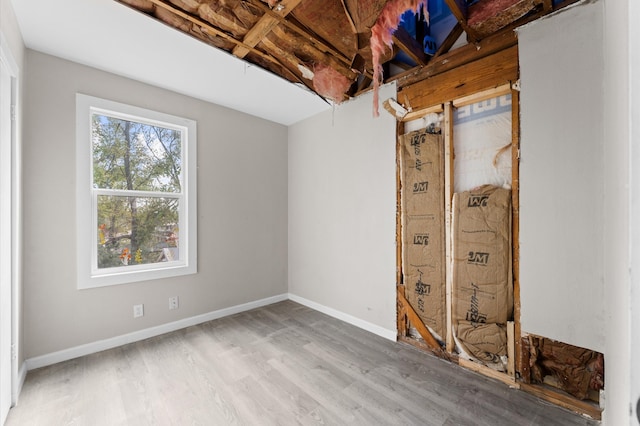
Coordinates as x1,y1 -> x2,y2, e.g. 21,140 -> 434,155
169,296 -> 179,310
133,304 -> 144,318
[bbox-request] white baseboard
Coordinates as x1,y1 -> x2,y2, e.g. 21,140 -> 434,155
288,293 -> 396,341
24,292 -> 396,371
25,293 -> 288,370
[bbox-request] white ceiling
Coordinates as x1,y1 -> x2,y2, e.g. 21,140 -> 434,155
11,0 -> 331,126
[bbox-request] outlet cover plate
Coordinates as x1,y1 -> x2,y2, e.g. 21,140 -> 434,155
133,304 -> 144,318
169,296 -> 179,310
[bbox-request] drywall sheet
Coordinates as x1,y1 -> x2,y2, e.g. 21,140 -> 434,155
401,129 -> 446,339
452,185 -> 512,361
453,95 -> 512,193
518,1 -> 604,352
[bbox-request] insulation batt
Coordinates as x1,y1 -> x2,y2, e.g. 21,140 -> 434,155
370,0 -> 427,116
312,64 -> 352,104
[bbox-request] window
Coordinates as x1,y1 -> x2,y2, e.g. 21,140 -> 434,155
76,94 -> 197,289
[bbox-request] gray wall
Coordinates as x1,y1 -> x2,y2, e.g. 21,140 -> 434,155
288,84 -> 397,336
518,2 -> 605,353
22,50 -> 288,358
15,1 -> 638,421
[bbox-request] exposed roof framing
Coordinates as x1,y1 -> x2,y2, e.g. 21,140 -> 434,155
115,0 -> 582,105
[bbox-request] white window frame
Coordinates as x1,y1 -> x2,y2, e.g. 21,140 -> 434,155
76,94 -> 197,289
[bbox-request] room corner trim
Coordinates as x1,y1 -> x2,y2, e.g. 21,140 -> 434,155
288,293 -> 396,341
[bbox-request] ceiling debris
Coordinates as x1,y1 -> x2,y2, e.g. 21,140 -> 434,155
115,0 -> 580,112
312,63 -> 353,104
370,0 -> 426,116
468,0 -> 544,37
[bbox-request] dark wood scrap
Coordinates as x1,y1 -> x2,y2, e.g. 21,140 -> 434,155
527,336 -> 604,401
397,294 -> 408,337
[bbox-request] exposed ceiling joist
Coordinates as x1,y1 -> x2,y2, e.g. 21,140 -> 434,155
246,0 -> 352,67
396,28 -> 518,88
145,0 -> 270,63
393,27 -> 428,66
433,23 -> 464,59
232,0 -> 302,58
115,0 -> 584,107
443,0 -> 481,42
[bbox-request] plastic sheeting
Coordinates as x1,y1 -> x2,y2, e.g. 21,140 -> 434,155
453,94 -> 512,193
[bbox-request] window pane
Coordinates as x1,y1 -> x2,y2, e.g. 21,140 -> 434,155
92,114 -> 182,193
97,195 -> 180,269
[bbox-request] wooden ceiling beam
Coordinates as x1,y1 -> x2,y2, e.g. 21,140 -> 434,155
392,27 -> 428,66
339,0 -> 358,35
398,45 -> 519,113
432,22 -> 463,59
244,0 -> 352,67
145,0 -> 280,66
269,26 -> 357,80
232,0 -> 302,59
258,36 -> 324,97
443,0 -> 481,42
394,28 -> 517,88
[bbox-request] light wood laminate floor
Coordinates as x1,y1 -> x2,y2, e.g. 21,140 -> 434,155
6,301 -> 598,425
